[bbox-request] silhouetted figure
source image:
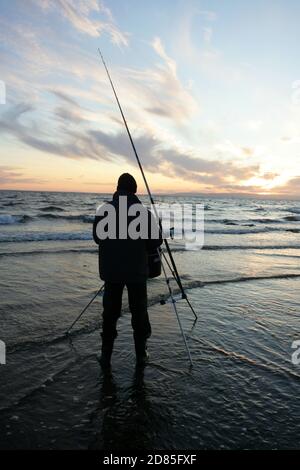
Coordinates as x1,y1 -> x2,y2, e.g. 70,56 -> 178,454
93,173 -> 162,369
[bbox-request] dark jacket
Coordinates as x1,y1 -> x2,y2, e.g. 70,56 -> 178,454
93,191 -> 162,282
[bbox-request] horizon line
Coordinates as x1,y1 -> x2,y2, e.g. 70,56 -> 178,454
0,188 -> 299,200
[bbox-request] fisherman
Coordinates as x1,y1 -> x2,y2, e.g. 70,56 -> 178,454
93,173 -> 162,369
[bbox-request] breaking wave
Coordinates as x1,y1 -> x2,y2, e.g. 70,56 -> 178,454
0,214 -> 32,225
0,231 -> 92,243
284,215 -> 300,222
285,207 -> 300,214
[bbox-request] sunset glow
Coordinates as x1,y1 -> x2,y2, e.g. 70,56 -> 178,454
0,0 -> 299,197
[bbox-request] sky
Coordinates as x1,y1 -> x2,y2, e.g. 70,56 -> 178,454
0,0 -> 299,196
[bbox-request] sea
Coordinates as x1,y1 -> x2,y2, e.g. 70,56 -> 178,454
0,190 -> 299,449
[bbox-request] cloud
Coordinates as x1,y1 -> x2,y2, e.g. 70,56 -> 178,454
261,172 -> 279,181
275,176 -> 300,196
242,147 -> 254,156
51,90 -> 81,108
176,7 -> 243,83
0,103 -> 88,159
55,106 -> 84,123
33,0 -> 129,46
87,129 -> 260,188
89,129 -> 159,169
244,120 -> 263,131
157,147 -> 259,186
1,4 -> 295,197
152,37 -> 177,75
198,10 -> 217,21
0,166 -> 46,185
1,10 -> 198,139
0,11 -> 198,137
203,27 -> 213,44
50,89 -> 105,124
0,18 -> 110,109
52,91 -> 86,123
122,37 -> 199,123
0,103 -> 262,191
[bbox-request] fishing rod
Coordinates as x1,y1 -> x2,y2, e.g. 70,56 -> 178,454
98,48 -> 197,365
98,48 -> 197,318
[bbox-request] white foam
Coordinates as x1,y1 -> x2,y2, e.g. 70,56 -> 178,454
0,231 -> 92,243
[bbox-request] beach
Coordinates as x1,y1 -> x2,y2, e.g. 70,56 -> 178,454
0,189 -> 299,449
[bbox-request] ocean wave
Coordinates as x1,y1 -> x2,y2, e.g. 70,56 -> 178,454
286,207 -> 300,214
0,227 -> 290,243
0,231 -> 92,243
2,201 -> 23,207
0,356 -> 80,413
0,241 -> 299,254
202,244 -> 300,250
183,273 -> 300,289
207,217 -> 297,225
39,213 -> 94,223
0,247 -> 97,257
205,226 -> 287,235
2,210 -> 299,228
190,337 -> 300,382
0,214 -> 32,225
284,215 -> 300,222
39,206 -> 65,212
255,218 -> 282,224
5,273 -> 300,356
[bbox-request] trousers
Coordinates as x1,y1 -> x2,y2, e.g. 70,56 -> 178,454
102,281 -> 151,341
